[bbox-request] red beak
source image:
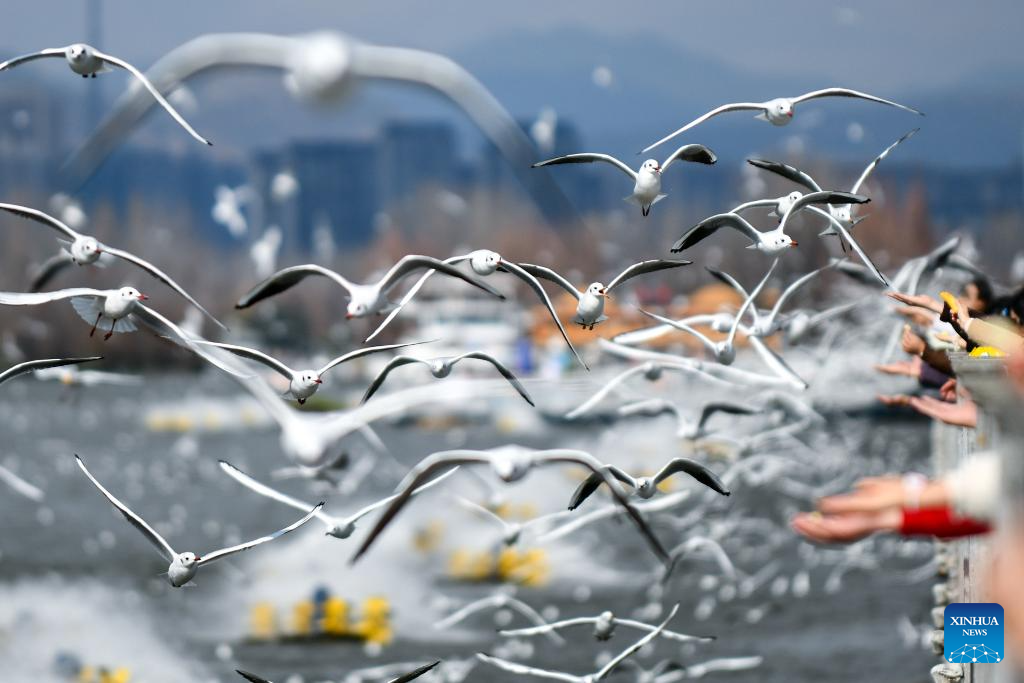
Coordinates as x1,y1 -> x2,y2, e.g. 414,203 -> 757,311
345,313 -> 354,320
315,378 -> 323,384
787,111 -> 794,118
137,294 -> 149,300
790,241 -> 799,248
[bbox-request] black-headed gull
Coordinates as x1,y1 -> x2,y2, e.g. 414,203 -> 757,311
219,460 -> 455,539
642,88 -> 922,153
537,491 -> 691,545
75,455 -> 321,587
533,144 -> 716,216
476,604 -> 680,683
670,191 -> 869,255
454,497 -> 572,547
0,43 -> 211,145
435,592 -> 565,644
639,258 -> 773,364
364,249 -> 586,369
235,257 -> 504,319
0,463 -> 45,502
567,458 -> 729,511
361,352 -> 534,406
0,356 -> 101,388
616,398 -> 762,441
518,260 -> 691,330
350,446 -> 672,565
0,202 -> 224,329
236,661 -> 440,683
195,339 -> 429,404
498,609 -> 712,644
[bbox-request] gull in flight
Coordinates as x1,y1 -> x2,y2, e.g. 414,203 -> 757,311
705,261 -> 836,337
236,661 -> 440,683
0,356 -> 101,388
364,249 -> 586,369
519,260 -> 691,330
616,398 -> 762,441
670,192 -> 869,255
533,144 -> 716,216
476,604 -> 680,683
350,446 -> 672,565
564,361 -> 707,420
195,339 -> 429,404
361,352 -> 534,406
0,43 -> 211,145
567,457 -> 729,510
235,256 -> 504,320
453,496 -> 573,547
498,609 -> 713,644
748,128 -> 918,236
661,536 -> 738,584
219,460 -> 455,539
76,455 -> 322,587
639,258 -> 773,364
435,591 -> 565,644
537,491 -> 692,545
0,202 -> 224,329
34,363 -> 140,388
642,87 -> 922,153
0,286 -> 244,377
342,660 -> 454,683
0,463 -> 45,502
615,657 -> 764,683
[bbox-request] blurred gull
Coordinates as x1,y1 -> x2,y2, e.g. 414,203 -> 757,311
75,455 -> 321,587
533,144 -> 716,217
0,356 -> 101,388
435,591 -> 564,644
537,491 -> 692,544
616,398 -> 762,440
0,463 -> 45,502
249,226 -> 283,279
236,661 -> 440,683
453,496 -> 573,547
1,202 -> 225,329
361,352 -> 534,406
499,608 -> 712,644
642,88 -> 921,153
0,43 -> 211,145
567,457 -> 729,510
564,360 -> 710,419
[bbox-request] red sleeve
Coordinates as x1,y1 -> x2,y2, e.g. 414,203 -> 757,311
899,506 -> 991,539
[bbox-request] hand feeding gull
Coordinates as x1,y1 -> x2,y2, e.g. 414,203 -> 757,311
0,202 -> 224,329
519,260 -> 691,330
76,455 -> 321,587
234,257 -> 505,320
0,43 -> 212,145
364,249 -> 587,369
361,352 -> 535,406
532,144 -> 716,216
642,88 -> 921,153
194,339 -> 430,404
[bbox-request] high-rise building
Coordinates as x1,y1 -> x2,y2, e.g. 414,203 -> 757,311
379,121 -> 457,204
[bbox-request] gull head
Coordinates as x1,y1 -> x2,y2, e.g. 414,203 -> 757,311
294,371 -> 323,397
641,361 -> 663,381
285,32 -> 356,104
634,477 -> 657,498
831,204 -> 853,224
765,98 -> 794,124
640,159 -> 661,175
346,300 -> 369,319
765,233 -> 796,252
594,611 -> 615,639
178,552 -> 199,567
429,360 -> 451,377
776,191 -> 803,216
469,250 -> 501,275
118,286 -> 148,303
71,236 -> 102,264
492,451 -> 529,482
586,283 -> 609,298
65,43 -> 92,63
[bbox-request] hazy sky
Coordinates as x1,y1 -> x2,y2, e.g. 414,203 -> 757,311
3,1 -> 1022,91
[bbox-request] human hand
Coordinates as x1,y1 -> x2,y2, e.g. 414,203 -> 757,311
901,326 -> 927,356
790,509 -> 901,544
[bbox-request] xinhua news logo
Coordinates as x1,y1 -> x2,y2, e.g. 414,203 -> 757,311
944,603 -> 1004,664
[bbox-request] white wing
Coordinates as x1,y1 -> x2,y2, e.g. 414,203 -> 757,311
194,342 -> 294,379
792,87 -> 923,116
498,617 -> 597,637
595,604 -> 680,680
638,310 -> 717,355
532,153 -> 637,181
435,595 -> 504,630
0,463 -> 45,502
746,335 -> 808,390
475,654 -> 581,683
197,502 -> 323,565
850,128 -> 918,194
565,365 -> 651,419
219,460 -> 330,524
76,455 -> 177,562
612,618 -> 715,643
343,467 -> 458,524
0,288 -> 104,306
363,254 -> 469,342
0,356 -> 101,387
0,47 -> 67,71
642,103 -> 765,154
0,201 -> 82,240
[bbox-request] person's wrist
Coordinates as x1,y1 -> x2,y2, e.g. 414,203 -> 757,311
902,472 -> 927,509
878,507 -> 902,531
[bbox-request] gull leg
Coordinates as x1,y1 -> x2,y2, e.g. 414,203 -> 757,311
104,329 -> 114,341
90,313 -> 102,337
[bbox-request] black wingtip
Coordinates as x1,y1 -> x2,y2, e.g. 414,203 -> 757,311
206,140 -> 214,146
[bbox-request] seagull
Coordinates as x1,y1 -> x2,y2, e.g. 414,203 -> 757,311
705,261 -> 836,337
653,656 -> 764,681
747,128 -> 918,235
0,356 -> 101,388
236,662 -> 440,683
662,537 -> 738,583
642,88 -> 922,153
350,446 -> 672,565
532,144 -> 716,216
610,313 -> 736,348
364,249 -> 587,369
453,496 -> 572,547
75,455 -> 321,587
218,460 -> 455,539
537,491 -> 692,544
0,463 -> 45,502
519,260 -> 691,330
435,592 -> 565,644
0,287 -> 244,377
0,43 -> 211,145
564,361 -> 704,420
731,191 -> 806,220
567,457 -> 729,511
0,202 -> 224,329
341,661 -> 446,683
194,339 -> 429,404
34,364 -> 140,388
499,609 -> 712,643
639,258 -> 773,364
235,257 -> 505,319
361,352 -> 534,406
670,191 -> 869,255
476,604 -> 680,683
616,398 -> 762,440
